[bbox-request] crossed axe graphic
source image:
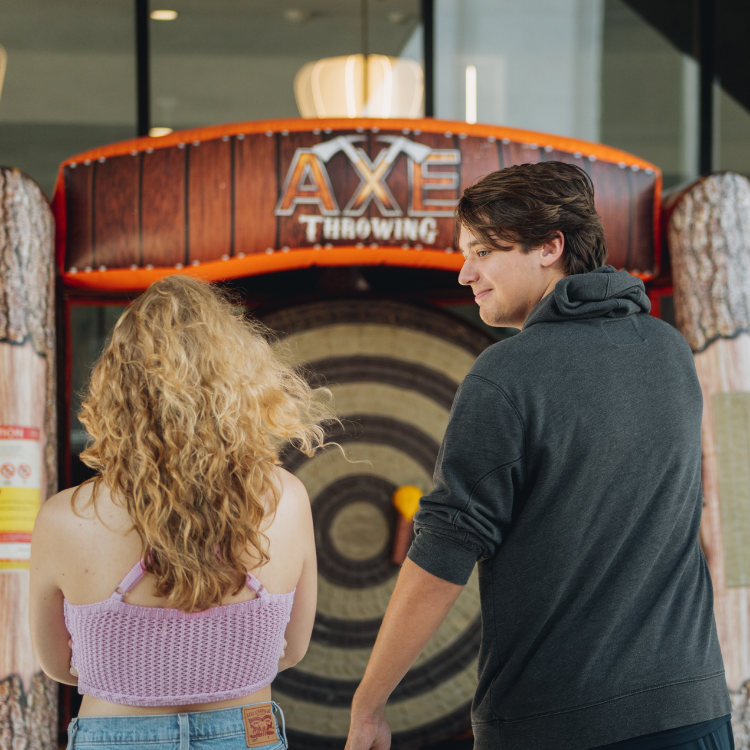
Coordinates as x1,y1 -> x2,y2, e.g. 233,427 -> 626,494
311,135 -> 433,217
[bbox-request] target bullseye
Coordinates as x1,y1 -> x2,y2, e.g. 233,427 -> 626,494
330,501 -> 390,561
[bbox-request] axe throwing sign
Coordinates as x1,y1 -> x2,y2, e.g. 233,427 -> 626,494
275,134 -> 459,246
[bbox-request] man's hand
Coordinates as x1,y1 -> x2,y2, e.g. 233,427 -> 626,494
345,559 -> 465,750
346,705 -> 391,750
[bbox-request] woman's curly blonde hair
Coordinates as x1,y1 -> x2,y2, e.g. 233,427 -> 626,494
74,275 -> 332,612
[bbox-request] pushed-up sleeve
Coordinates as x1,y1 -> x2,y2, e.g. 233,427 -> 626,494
407,373 -> 525,585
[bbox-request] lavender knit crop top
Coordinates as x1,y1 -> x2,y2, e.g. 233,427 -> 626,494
63,560 -> 295,707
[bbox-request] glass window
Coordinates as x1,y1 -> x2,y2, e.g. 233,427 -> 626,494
716,0 -> 750,178
0,0 -> 136,198
150,0 -> 422,131
718,89 -> 750,178
600,0 -> 698,188
433,0 -> 699,189
435,0 -> 604,141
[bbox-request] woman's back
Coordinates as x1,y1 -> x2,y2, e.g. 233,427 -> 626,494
29,276 -> 329,734
35,467 -> 315,716
51,470 -> 307,610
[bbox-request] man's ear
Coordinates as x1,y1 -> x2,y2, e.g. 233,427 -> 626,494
540,231 -> 565,269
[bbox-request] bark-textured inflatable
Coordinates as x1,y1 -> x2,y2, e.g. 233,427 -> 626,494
0,168 -> 57,749
669,172 -> 750,746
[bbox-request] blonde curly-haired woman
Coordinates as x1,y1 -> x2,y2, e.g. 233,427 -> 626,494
30,276 -> 331,749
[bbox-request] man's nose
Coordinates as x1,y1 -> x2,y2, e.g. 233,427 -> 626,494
458,258 -> 479,286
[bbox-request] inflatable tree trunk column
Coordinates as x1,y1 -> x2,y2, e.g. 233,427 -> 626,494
0,168 -> 57,749
669,172 -> 750,746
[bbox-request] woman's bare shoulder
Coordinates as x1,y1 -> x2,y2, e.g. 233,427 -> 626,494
266,467 -> 311,531
36,484 -> 90,529
35,481 -> 122,545
276,467 -> 309,503
32,484 -> 98,575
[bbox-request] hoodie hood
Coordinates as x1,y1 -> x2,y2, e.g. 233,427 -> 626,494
523,265 -> 650,330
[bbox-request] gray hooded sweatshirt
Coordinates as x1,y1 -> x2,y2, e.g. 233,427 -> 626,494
408,266 -> 730,750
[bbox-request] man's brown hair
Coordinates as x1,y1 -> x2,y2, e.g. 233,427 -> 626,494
455,161 -> 606,275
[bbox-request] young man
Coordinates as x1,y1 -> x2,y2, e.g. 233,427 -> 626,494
345,162 -> 732,750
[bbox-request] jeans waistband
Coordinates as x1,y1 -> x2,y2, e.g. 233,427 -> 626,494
67,701 -> 287,748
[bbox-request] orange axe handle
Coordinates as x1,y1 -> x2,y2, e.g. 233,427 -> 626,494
391,516 -> 414,565
391,485 -> 422,565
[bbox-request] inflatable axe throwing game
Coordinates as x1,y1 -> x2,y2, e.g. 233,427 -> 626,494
2,116 -> 669,748
53,117 -> 659,290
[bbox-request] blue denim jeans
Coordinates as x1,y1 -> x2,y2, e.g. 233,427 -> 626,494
66,702 -> 288,749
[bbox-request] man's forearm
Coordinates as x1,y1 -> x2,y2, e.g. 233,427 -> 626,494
352,558 -> 465,713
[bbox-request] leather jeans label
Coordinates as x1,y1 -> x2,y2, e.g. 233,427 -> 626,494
242,703 -> 280,747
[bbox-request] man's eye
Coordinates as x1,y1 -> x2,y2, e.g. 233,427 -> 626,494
477,250 -> 490,257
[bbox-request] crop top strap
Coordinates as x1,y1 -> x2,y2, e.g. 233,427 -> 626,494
113,560 -> 146,601
246,572 -> 265,596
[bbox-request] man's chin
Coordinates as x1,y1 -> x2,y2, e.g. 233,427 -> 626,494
478,305 -> 519,329
478,303 -> 504,327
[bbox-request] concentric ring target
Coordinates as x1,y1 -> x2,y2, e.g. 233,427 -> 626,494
262,300 -> 495,749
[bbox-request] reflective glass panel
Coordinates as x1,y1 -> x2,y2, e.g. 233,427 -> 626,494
718,90 -> 750,178
433,0 -> 698,188
150,0 -> 422,131
0,0 -> 136,197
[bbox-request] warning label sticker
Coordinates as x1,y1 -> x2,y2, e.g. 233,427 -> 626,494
0,426 -> 42,570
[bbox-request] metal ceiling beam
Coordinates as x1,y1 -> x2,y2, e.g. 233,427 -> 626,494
422,0 -> 434,117
136,0 -> 150,137
699,0 -> 716,174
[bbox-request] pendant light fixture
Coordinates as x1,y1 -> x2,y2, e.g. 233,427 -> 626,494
293,0 -> 424,119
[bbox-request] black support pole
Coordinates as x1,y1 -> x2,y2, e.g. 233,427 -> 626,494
362,0 -> 369,108
698,0 -> 715,175
421,0 -> 434,117
136,0 -> 150,137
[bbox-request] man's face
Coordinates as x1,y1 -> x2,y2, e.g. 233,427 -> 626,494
457,226 -> 559,328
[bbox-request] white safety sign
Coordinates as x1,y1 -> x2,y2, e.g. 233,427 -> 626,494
0,425 -> 42,569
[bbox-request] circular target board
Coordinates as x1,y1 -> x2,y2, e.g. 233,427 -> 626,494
263,299 -> 495,749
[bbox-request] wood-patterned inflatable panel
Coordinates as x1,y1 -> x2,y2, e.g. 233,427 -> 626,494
52,118 -> 661,292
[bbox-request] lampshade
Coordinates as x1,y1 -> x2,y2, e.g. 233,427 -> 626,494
294,54 -> 423,119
